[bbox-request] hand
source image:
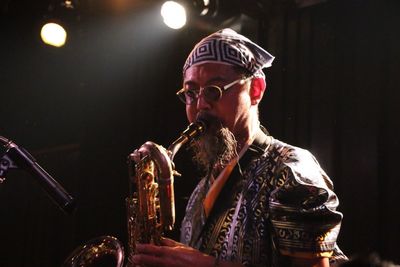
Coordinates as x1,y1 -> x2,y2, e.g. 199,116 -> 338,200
131,238 -> 215,267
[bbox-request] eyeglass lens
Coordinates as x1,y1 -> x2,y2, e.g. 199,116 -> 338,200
182,86 -> 222,104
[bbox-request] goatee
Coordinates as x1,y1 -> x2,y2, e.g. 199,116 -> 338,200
189,116 -> 238,174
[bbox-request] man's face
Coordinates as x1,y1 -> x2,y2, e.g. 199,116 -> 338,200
183,63 -> 252,139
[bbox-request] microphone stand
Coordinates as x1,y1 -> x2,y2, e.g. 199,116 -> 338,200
0,135 -> 76,214
0,136 -> 18,183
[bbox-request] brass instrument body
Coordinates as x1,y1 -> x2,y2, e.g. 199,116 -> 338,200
126,142 -> 176,262
125,120 -> 206,263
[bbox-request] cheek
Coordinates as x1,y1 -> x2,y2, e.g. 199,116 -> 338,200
220,93 -> 250,124
186,105 -> 197,123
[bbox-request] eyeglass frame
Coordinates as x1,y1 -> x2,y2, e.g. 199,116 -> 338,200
176,75 -> 253,105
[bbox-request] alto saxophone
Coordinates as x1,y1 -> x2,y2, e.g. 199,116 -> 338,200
62,118 -> 207,267
126,120 -> 206,265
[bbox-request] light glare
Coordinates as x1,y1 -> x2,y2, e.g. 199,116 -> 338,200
161,1 -> 187,29
40,23 -> 67,47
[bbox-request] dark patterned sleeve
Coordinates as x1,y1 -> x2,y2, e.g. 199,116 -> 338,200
269,147 -> 344,259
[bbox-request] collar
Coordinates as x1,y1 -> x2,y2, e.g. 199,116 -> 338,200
238,125 -> 272,168
203,126 -> 272,217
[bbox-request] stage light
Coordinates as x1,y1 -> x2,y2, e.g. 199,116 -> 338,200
191,0 -> 216,17
40,22 -> 67,47
39,0 -> 79,47
160,1 -> 187,29
160,0 -> 242,30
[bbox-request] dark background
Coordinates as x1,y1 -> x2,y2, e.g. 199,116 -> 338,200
1,0 -> 399,266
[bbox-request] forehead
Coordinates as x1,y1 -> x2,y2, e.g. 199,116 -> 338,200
183,63 -> 240,83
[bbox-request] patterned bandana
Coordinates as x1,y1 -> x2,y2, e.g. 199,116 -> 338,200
183,28 -> 275,77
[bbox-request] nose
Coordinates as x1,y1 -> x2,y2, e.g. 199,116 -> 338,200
196,90 -> 212,110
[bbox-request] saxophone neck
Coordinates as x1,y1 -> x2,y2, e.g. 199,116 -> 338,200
168,120 -> 206,160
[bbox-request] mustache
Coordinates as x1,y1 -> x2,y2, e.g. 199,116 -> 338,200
196,112 -> 223,133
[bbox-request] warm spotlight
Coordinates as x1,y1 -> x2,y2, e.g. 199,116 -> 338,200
160,0 -> 242,31
40,22 -> 67,47
161,1 -> 187,30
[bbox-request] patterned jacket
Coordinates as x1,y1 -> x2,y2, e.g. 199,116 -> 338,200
180,128 -> 347,266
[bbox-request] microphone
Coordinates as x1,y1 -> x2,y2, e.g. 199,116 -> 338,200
1,137 -> 76,214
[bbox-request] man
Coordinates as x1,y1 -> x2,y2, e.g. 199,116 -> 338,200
132,29 -> 347,267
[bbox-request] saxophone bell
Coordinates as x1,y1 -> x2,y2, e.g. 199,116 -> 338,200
61,236 -> 124,267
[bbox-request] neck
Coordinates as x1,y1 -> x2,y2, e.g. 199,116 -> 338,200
234,111 -> 260,152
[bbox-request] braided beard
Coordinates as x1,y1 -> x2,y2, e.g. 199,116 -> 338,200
189,121 -> 237,174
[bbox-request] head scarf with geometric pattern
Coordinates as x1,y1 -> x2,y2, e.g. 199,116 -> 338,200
183,28 -> 275,78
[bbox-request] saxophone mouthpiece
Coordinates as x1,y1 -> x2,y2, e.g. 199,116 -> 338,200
182,113 -> 221,141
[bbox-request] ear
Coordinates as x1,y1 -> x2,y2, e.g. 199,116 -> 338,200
249,78 -> 266,105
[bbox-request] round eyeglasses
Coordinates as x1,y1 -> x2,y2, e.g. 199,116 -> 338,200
176,76 -> 253,105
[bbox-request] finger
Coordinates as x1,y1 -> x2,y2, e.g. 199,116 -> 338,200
131,149 -> 142,162
160,237 -> 181,247
136,243 -> 171,258
132,254 -> 166,267
136,243 -> 160,254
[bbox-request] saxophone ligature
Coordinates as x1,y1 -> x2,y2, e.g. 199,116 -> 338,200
62,116 -> 209,267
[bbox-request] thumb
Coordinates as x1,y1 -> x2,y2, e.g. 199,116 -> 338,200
160,237 -> 182,247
